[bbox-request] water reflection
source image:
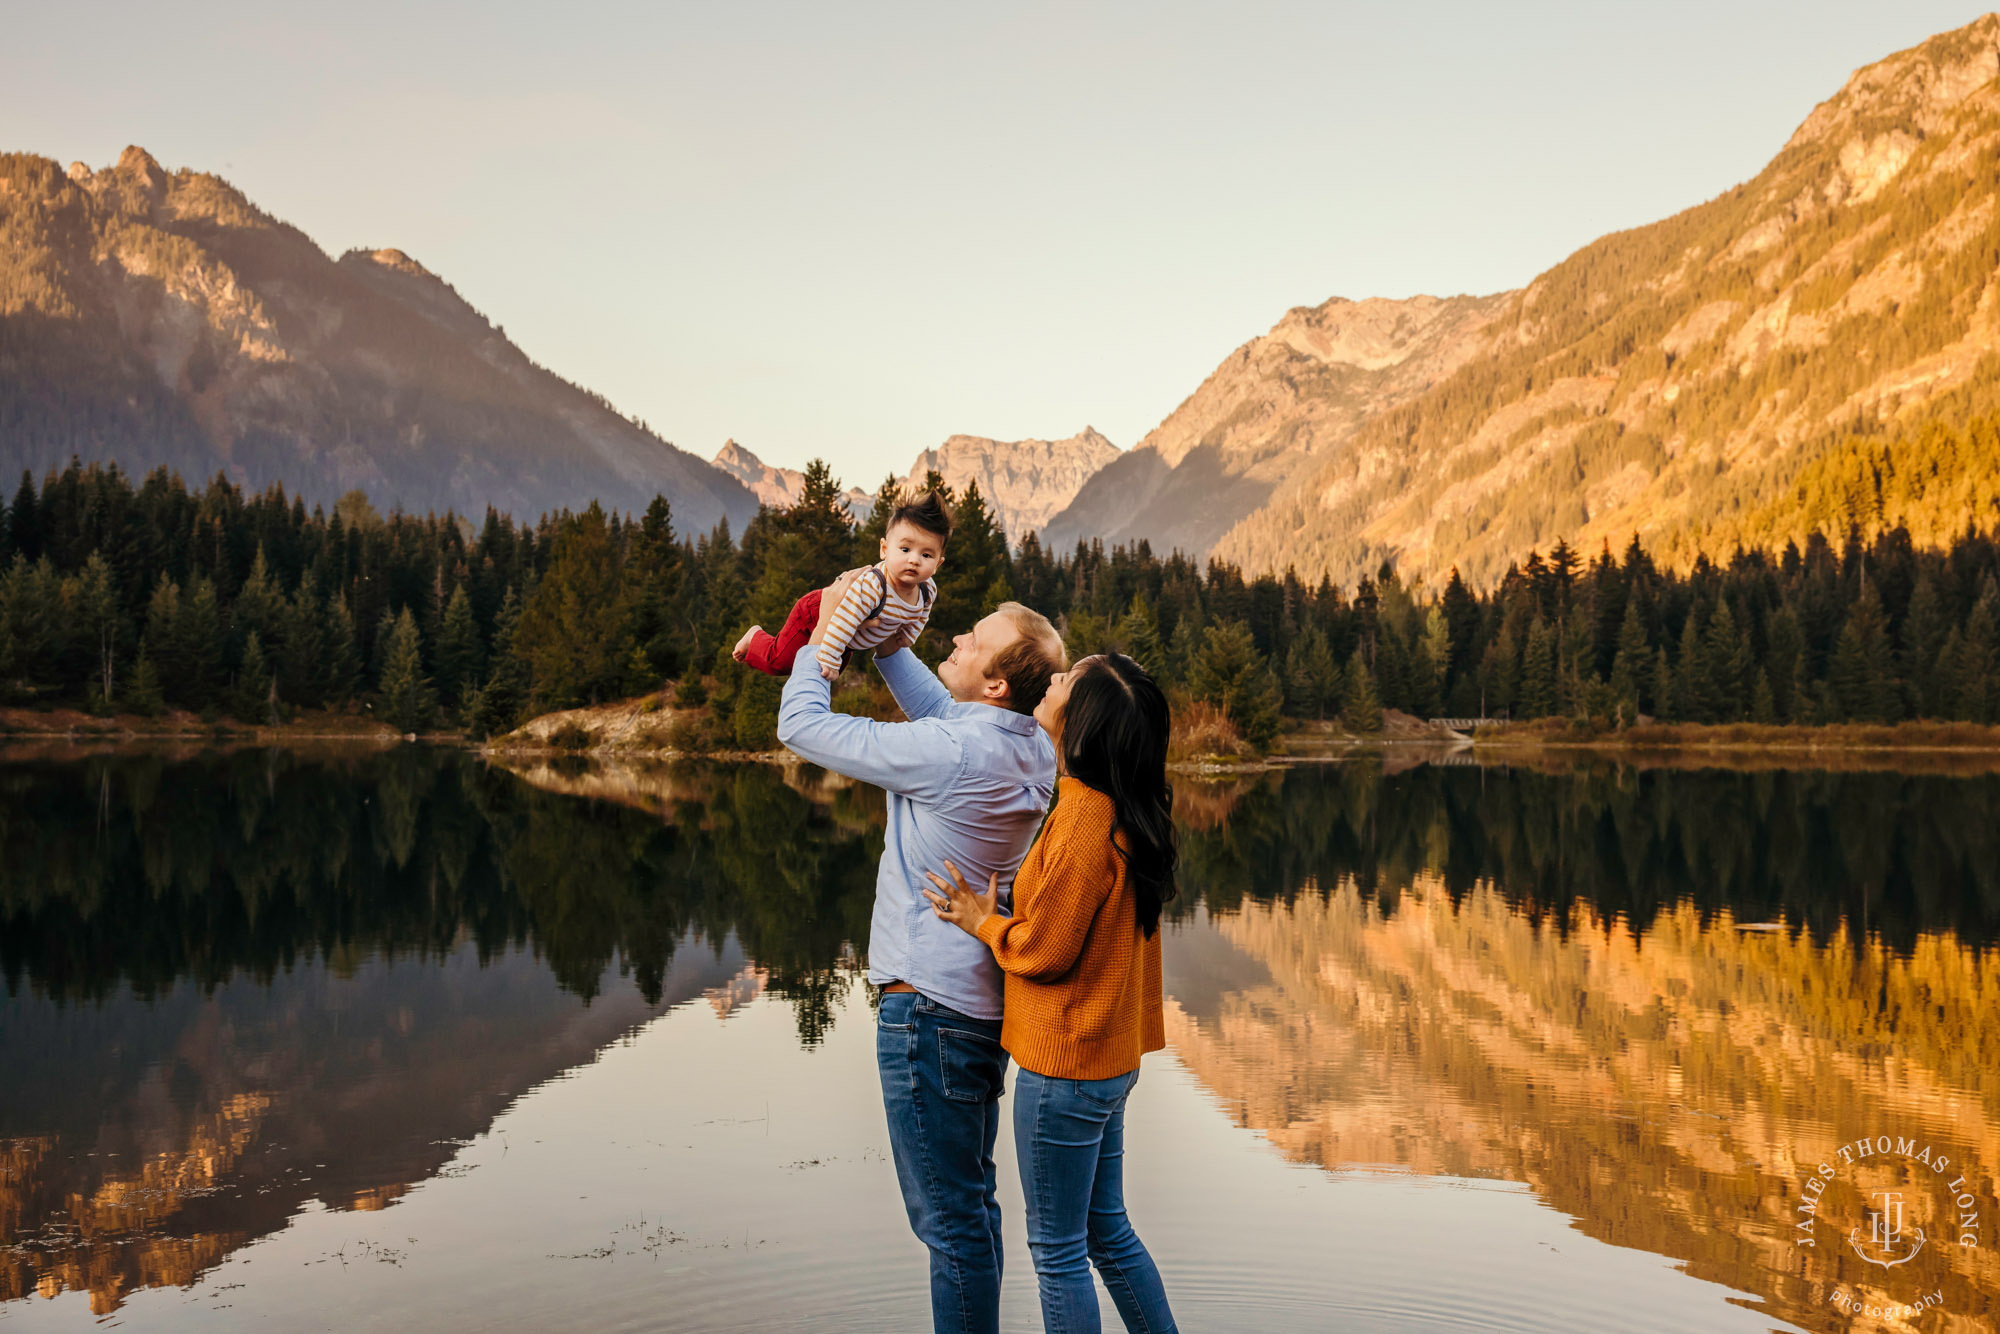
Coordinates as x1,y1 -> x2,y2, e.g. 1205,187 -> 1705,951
0,750 -> 875,1313
1166,764 -> 2000,1331
1,751 -> 1996,1329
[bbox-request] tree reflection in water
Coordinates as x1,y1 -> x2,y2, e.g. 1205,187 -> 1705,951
2,750 -> 1996,1323
1165,760 -> 2000,1329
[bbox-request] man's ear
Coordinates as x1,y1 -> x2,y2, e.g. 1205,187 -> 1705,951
979,675 -> 1011,705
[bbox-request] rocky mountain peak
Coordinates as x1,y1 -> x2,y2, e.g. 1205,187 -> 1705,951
0,147 -> 760,531
1789,14 -> 2000,153
362,248 -> 435,280
114,145 -> 165,188
909,428 -> 1122,538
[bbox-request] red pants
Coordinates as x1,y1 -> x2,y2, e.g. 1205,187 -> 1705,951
741,590 -> 846,676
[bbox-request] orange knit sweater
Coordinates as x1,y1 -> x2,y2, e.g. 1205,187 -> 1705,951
975,777 -> 1165,1080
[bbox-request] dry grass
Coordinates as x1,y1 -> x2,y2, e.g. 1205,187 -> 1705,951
1169,698 -> 1254,763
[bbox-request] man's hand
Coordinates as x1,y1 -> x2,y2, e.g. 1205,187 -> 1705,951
875,625 -> 917,659
808,568 -> 872,645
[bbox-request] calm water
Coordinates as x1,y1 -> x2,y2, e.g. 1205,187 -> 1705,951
1,750 -> 1996,1333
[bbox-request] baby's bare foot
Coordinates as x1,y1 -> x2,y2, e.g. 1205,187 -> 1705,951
733,626 -> 762,662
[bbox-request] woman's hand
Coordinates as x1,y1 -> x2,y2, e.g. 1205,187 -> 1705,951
922,861 -> 998,937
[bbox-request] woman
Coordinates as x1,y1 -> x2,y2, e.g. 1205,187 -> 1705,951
923,651 -> 1179,1334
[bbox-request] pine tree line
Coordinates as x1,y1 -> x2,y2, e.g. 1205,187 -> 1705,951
5,457 -> 2000,747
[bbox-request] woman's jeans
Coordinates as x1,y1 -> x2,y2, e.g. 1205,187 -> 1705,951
1014,1067 -> 1178,1334
878,991 -> 1009,1334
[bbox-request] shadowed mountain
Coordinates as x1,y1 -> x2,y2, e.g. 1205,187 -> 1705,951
0,147 -> 759,529
1042,294 -> 1507,559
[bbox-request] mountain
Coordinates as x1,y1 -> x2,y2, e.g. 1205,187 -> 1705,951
1041,295 -> 1509,558
1207,15 -> 2000,586
715,426 -> 1118,541
0,147 -> 759,530
901,427 -> 1119,540
710,439 -> 872,518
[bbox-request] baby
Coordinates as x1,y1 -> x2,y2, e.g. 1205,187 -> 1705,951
733,491 -> 951,679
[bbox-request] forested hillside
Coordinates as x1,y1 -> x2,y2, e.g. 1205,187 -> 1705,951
0,147 -> 758,529
6,453 -> 2000,748
1211,16 -> 2000,587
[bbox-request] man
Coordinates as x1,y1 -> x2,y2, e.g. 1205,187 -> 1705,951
776,578 -> 1066,1334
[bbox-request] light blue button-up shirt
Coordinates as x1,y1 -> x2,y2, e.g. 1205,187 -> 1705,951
776,648 -> 1056,1020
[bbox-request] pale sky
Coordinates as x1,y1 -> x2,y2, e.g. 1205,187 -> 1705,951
7,2 -> 1990,485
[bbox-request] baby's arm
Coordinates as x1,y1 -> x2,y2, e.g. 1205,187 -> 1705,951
815,569 -> 884,679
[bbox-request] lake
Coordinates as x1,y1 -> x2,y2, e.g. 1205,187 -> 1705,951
2,748 -> 1996,1332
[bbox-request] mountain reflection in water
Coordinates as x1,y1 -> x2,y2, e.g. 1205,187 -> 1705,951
1,750 -> 1996,1330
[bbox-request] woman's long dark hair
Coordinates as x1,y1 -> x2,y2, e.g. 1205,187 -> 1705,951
1059,653 -> 1178,936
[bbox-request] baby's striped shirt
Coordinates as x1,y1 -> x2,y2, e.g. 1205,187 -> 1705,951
818,567 -> 937,674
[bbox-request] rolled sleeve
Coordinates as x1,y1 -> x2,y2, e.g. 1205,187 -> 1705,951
875,648 -> 954,721
778,666 -> 963,802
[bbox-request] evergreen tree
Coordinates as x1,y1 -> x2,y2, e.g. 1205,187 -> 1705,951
854,473 -> 904,564
9,472 -> 38,562
143,575 -> 184,706
1284,623 -> 1343,720
733,671 -> 784,750
280,573 -> 329,707
1830,577 -> 1901,723
788,460 -> 858,583
434,584 -> 485,709
72,551 -> 120,706
1698,597 -> 1750,722
465,586 -> 530,738
233,547 -> 284,654
1667,613 -> 1701,722
125,643 -> 164,717
233,632 -> 274,724
1608,599 -> 1649,722
1518,616 -> 1557,718
932,480 -> 1011,645
377,608 -> 436,733
1558,603 -> 1595,715
1750,668 -> 1777,724
1901,574 -> 1950,717
1765,608 -> 1804,722
1113,595 -> 1164,670
1340,646 -> 1383,732
1191,621 -> 1281,747
324,594 -> 362,706
1,555 -> 65,692
1416,606 -> 1451,717
1949,577 -> 1999,721
515,503 -> 634,708
1440,567 -> 1479,685
176,576 -> 225,709
625,496 -> 687,677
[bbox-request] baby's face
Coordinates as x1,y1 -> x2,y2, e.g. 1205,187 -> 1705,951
880,521 -> 944,587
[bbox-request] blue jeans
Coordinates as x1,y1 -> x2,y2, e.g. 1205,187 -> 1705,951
1015,1067 -> 1177,1334
878,991 -> 1009,1334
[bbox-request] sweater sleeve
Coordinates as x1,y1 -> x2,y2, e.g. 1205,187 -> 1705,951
815,568 -> 884,673
974,807 -> 1115,982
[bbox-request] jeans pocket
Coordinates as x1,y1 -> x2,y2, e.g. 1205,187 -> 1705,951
876,993 -> 916,1033
938,1026 -> 1005,1103
1072,1071 -> 1133,1108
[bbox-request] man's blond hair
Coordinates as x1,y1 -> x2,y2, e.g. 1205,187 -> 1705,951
985,602 -> 1066,714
